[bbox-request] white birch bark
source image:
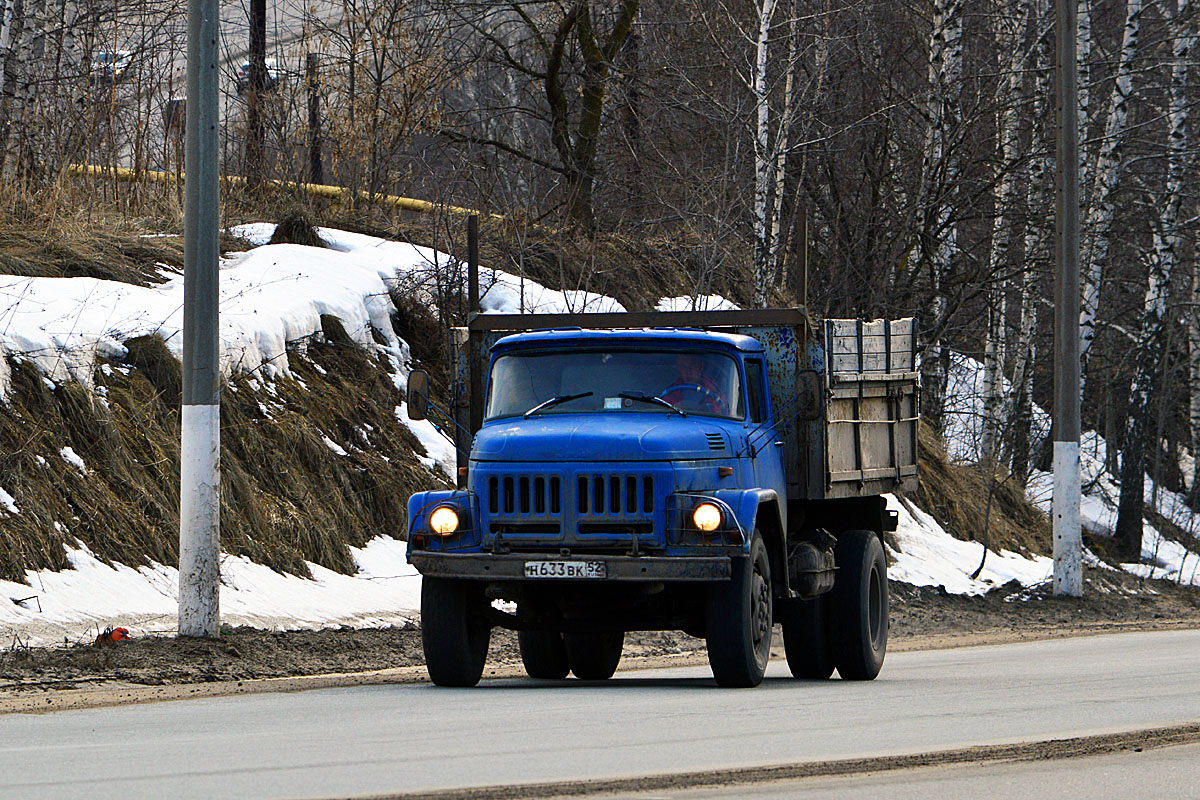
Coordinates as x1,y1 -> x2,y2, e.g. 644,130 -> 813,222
914,0 -> 964,424
1079,0 -> 1143,377
981,0 -> 1032,464
1009,1 -> 1052,482
1078,0 -> 1094,203
1116,0 -> 1190,541
751,0 -> 779,308
768,16 -> 798,288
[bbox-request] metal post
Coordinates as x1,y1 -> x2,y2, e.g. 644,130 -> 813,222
467,215 -> 482,447
179,0 -> 222,637
1053,0 -> 1082,596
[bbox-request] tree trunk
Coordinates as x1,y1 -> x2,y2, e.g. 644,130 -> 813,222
751,0 -> 778,307
981,0 -> 1032,464
913,0 -> 964,428
1115,0 -> 1188,558
1008,0 -> 1052,486
1079,0 -> 1143,384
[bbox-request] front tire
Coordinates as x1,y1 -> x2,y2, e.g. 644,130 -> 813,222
564,631 -> 624,680
706,531 -> 773,687
779,595 -> 835,679
421,576 -> 491,687
828,530 -> 888,680
519,630 -> 570,679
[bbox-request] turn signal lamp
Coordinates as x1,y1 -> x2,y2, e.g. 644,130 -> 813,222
692,502 -> 722,533
429,506 -> 460,535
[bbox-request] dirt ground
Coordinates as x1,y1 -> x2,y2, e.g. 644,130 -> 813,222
2,566 -> 1198,712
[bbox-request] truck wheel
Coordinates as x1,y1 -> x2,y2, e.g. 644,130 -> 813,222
829,530 -> 888,680
779,596 -> 835,679
706,531 -> 772,687
519,630 -> 569,679
421,576 -> 490,687
564,631 -> 624,680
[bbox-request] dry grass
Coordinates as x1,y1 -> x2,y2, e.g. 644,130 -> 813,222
0,329 -> 449,583
912,423 -> 1052,557
0,180 -> 257,285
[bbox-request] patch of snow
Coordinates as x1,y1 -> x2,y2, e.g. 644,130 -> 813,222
886,494 -> 1051,595
941,352 -> 1051,464
321,435 -> 348,456
655,295 -> 739,312
0,537 -> 421,647
227,222 -> 277,246
397,402 -> 457,480
59,446 -> 86,472
0,486 -> 18,514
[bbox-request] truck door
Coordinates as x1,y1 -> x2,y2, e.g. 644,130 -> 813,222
745,358 -> 786,506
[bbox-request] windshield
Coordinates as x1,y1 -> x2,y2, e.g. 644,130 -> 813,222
485,349 -> 744,420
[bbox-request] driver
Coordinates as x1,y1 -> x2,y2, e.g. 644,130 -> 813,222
661,353 -> 729,414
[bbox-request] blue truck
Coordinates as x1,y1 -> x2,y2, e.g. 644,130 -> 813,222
405,308 -> 918,687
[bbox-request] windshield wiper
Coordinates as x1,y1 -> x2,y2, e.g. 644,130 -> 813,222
619,392 -> 686,416
523,391 -> 593,418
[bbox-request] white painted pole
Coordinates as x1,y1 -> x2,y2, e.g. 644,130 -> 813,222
1053,0 -> 1082,596
179,0 -> 222,637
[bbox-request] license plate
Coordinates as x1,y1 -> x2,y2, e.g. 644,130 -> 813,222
523,560 -> 607,579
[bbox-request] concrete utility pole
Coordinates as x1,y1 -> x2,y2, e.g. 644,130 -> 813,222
1053,0 -> 1082,596
179,0 -> 222,637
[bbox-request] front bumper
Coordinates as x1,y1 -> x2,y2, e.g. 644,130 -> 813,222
410,552 -> 732,582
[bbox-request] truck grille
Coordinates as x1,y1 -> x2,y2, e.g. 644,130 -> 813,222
577,474 -> 655,515
487,475 -> 562,515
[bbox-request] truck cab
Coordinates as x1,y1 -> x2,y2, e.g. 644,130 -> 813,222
406,310 -> 917,687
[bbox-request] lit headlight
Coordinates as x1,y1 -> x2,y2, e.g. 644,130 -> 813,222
429,506 -> 460,535
692,502 -> 722,533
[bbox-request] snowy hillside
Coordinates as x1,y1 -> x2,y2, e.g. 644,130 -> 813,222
1,224 -> 1192,645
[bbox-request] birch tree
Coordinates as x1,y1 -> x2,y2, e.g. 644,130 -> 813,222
980,0 -> 1033,464
1078,0 -> 1143,385
1007,0 -> 1053,486
750,0 -> 778,307
910,0 -> 964,427
1114,0 -> 1191,556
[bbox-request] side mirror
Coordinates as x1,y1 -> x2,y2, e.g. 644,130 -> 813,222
796,370 -> 823,421
407,369 -> 430,421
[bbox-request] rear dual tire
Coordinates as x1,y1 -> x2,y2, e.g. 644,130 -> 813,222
519,630 -> 624,680
780,530 -> 888,681
518,630 -> 570,679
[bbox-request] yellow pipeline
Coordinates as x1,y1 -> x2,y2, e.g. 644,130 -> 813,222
65,164 -> 503,222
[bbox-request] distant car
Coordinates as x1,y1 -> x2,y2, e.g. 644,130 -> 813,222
235,58 -> 280,94
90,50 -> 134,84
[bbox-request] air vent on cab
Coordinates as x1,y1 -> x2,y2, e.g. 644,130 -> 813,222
706,432 -> 725,451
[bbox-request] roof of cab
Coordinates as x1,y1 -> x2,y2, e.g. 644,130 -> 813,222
491,328 -> 763,353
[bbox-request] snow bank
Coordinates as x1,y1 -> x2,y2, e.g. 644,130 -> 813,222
0,241 -> 409,391
886,494 -> 1051,595
7,223 -> 1191,642
947,354 -> 1200,588
0,537 -> 421,646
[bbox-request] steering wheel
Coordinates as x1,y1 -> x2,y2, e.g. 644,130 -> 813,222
658,383 -> 729,414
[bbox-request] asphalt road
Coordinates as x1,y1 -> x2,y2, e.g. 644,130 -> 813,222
2,629 -> 1199,800
610,741 -> 1200,800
